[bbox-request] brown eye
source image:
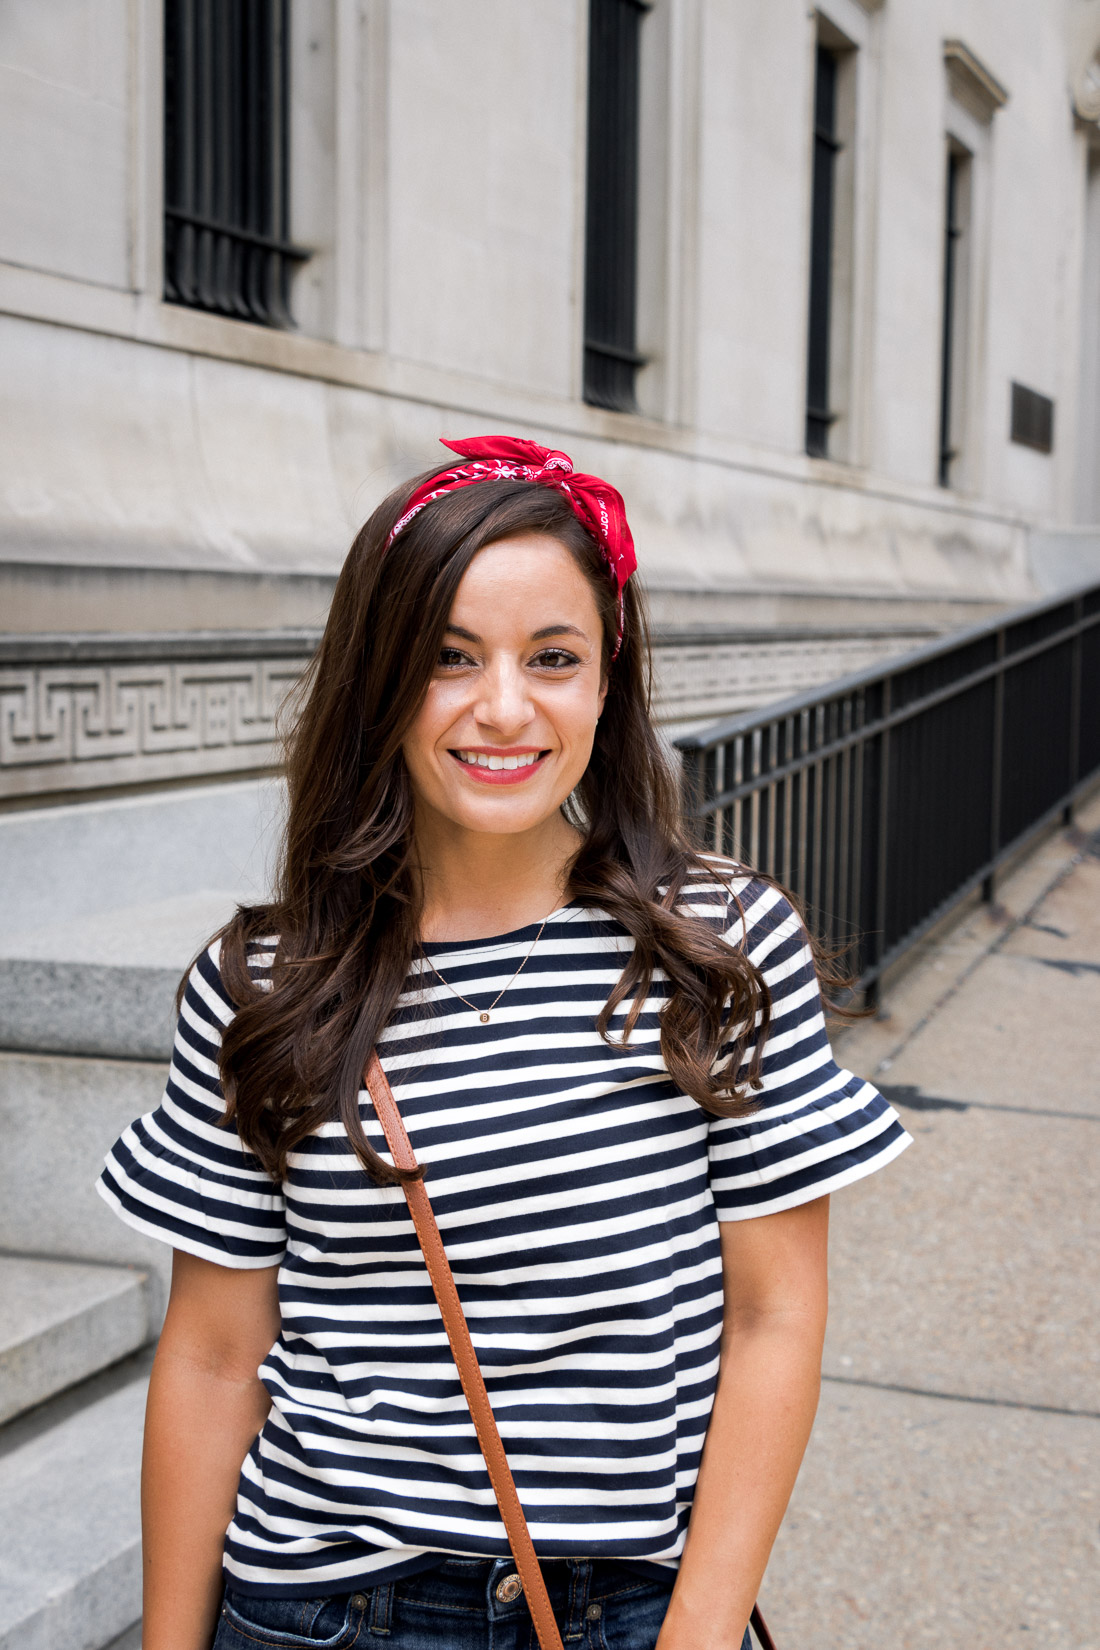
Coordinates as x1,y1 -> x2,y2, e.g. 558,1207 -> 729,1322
438,647 -> 472,668
532,649 -> 580,669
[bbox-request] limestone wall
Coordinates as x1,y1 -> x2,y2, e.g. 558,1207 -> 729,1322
3,0 -> 1100,614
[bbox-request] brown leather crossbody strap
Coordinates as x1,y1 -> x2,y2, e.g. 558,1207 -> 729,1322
364,1050 -> 778,1650
750,1603 -> 778,1650
364,1052 -> 565,1650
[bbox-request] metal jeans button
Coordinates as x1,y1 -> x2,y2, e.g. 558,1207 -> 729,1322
495,1572 -> 524,1603
350,1593 -> 369,1609
586,1602 -> 603,1620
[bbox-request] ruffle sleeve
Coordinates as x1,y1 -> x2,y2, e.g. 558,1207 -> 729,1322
96,940 -> 286,1268
707,878 -> 911,1219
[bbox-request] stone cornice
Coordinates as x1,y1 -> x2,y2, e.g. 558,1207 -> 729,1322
944,39 -> 1009,124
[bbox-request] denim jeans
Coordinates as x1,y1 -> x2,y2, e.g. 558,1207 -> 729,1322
213,1555 -> 754,1650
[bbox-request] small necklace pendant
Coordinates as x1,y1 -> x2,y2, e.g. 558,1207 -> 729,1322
479,1011 -> 491,1023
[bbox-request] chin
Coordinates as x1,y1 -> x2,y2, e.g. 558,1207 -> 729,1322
455,803 -> 552,834
438,784 -> 562,831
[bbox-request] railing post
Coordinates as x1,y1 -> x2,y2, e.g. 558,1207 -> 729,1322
679,742 -> 705,850
983,626 -> 1006,903
1064,592 -> 1083,826
865,676 -> 891,1011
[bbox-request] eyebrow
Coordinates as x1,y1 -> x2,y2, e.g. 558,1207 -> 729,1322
444,623 -> 589,643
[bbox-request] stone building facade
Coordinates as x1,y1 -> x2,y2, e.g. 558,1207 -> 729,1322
5,12 -> 1100,1643
3,0 -> 1100,784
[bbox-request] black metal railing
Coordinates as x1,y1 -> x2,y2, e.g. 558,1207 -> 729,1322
164,0 -> 309,326
676,583 -> 1100,1004
583,0 -> 647,412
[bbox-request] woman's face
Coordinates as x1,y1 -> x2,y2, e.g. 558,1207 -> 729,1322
402,532 -> 608,843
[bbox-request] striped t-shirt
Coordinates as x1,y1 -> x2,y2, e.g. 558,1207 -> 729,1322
97,863 -> 910,1597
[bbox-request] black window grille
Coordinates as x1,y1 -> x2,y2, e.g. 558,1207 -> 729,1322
164,0 -> 308,327
806,44 -> 840,457
938,148 -> 964,487
583,0 -> 647,412
1010,382 -> 1055,454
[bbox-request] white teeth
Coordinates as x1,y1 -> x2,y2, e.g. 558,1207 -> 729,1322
455,750 -> 540,769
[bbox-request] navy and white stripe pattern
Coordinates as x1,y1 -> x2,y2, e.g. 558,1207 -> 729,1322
98,864 -> 910,1597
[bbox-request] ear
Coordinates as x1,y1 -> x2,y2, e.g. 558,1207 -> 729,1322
597,676 -> 610,719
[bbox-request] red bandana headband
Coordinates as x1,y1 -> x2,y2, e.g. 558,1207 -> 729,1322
386,436 -> 637,656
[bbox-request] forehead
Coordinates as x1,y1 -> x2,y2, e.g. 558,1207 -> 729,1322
447,533 -> 601,625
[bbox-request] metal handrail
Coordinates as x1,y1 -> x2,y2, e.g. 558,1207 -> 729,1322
675,580 -> 1100,1004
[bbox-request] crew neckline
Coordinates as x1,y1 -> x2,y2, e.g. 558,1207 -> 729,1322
419,901 -> 584,955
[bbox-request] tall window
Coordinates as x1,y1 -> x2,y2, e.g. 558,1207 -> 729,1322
583,0 -> 646,412
805,44 -> 840,456
938,145 -> 971,487
164,0 -> 307,327
1075,148 -> 1100,519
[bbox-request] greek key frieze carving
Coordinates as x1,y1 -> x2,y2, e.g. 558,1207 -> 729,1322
0,659 -> 308,779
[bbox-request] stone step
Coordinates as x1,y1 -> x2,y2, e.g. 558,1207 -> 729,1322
0,777 -> 279,939
0,889 -> 238,1061
0,1254 -> 151,1426
0,1053 -> 173,1301
0,776 -> 276,1062
0,1371 -> 147,1650
102,1625 -> 142,1649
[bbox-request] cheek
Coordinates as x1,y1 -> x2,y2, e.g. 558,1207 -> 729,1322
550,700 -> 600,773
563,677 -> 604,733
410,680 -> 466,742
402,688 -> 451,777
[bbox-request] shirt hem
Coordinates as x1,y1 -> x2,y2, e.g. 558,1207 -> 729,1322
222,1551 -> 680,1599
713,1122 -> 913,1221
94,1176 -> 286,1270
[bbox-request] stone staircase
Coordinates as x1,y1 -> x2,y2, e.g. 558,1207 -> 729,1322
0,781 -> 280,1650
0,1041 -> 169,1650
0,1257 -> 152,1650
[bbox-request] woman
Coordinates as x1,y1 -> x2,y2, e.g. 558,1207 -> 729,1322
98,436 -> 910,1650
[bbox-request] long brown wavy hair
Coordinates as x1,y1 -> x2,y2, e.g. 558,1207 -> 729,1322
214,469 -> 786,1185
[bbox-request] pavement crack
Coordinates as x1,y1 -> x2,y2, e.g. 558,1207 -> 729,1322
879,1083 -> 968,1112
822,1372 -> 1099,1421
1024,955 -> 1100,978
879,1083 -> 1098,1123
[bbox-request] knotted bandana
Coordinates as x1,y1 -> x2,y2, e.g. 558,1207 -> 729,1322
386,436 -> 637,655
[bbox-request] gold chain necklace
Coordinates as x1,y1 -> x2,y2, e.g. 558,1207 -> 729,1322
421,911 -> 555,1023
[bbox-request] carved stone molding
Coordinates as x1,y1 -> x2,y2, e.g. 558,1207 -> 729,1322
1074,53 -> 1100,128
0,633 -> 314,801
944,39 -> 1009,125
650,628 -> 936,726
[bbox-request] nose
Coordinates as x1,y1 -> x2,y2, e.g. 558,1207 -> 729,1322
473,657 -> 535,737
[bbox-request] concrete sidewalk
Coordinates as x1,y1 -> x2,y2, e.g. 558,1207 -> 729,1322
760,791 -> 1100,1649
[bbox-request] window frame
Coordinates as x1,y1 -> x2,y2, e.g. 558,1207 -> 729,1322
582,0 -> 650,413
163,0 -> 309,329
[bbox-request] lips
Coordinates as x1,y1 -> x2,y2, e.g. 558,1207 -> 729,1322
448,748 -> 549,785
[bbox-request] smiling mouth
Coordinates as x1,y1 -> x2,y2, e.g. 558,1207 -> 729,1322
449,748 -> 550,783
